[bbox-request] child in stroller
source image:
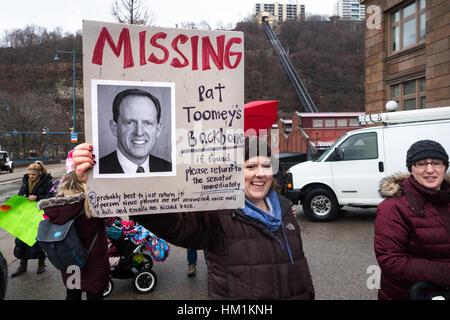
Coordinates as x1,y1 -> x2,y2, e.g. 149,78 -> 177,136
104,217 -> 170,297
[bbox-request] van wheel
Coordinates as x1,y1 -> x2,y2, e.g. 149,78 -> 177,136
8,165 -> 13,173
302,188 -> 339,222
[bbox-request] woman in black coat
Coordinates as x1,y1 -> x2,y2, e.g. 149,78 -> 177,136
12,161 -> 54,277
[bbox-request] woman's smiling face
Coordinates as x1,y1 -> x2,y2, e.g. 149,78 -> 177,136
411,158 -> 447,190
244,156 -> 273,205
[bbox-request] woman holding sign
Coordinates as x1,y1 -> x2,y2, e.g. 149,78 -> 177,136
12,161 -> 54,277
71,137 -> 315,299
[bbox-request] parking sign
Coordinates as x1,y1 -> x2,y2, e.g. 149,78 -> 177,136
71,132 -> 78,143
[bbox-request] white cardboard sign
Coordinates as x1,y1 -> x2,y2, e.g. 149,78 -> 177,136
82,20 -> 245,217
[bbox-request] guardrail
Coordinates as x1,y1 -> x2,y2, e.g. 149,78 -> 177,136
13,158 -> 49,163
10,159 -> 61,168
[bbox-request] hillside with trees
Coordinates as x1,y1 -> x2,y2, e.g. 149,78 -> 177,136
235,18 -> 365,115
0,17 -> 365,158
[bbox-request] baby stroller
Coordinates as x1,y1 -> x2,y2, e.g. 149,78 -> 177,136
103,218 -> 170,297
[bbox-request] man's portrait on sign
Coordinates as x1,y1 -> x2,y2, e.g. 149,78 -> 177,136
91,80 -> 175,178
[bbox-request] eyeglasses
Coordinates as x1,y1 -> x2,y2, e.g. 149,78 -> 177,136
413,160 -> 445,169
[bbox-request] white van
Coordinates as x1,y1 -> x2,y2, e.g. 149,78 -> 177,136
286,106 -> 450,222
0,151 -> 13,173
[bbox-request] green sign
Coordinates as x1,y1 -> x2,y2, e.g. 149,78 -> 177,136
0,195 -> 45,246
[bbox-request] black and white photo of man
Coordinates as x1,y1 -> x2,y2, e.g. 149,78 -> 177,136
93,82 -> 174,177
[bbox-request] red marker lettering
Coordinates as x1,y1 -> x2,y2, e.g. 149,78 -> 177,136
92,27 -> 134,69
148,32 -> 169,65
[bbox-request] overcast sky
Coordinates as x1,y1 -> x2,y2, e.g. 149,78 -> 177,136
0,0 -> 337,35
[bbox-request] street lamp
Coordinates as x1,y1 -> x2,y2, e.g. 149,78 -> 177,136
54,50 -> 76,148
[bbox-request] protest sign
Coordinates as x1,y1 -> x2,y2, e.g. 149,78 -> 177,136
83,21 -> 245,217
0,195 -> 44,246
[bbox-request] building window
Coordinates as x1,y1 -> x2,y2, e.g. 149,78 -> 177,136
349,119 -> 359,127
337,119 -> 348,127
390,78 -> 426,110
325,119 -> 335,127
313,119 -> 323,128
390,0 -> 426,53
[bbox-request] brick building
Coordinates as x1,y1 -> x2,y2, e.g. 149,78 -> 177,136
361,0 -> 449,113
274,112 -> 364,156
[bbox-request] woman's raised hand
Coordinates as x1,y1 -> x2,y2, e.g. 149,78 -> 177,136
72,143 -> 96,183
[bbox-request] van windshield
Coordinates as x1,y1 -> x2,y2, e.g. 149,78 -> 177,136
314,134 -> 348,162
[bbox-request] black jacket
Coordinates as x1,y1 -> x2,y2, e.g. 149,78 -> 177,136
18,173 -> 54,201
14,172 -> 54,258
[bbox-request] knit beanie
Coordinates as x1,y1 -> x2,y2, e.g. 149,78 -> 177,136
406,139 -> 448,171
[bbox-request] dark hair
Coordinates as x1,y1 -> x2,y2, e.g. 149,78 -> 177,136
112,89 -> 162,124
244,136 -> 272,161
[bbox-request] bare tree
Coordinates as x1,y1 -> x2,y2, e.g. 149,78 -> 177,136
180,22 -> 197,30
197,21 -> 212,31
1,25 -> 47,48
179,21 -> 212,31
215,21 -> 234,31
111,0 -> 152,25
0,91 -> 66,157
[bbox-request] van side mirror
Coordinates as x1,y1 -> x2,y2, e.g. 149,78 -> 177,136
285,172 -> 293,190
334,148 -> 343,160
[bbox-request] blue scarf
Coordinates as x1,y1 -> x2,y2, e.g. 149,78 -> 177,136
243,189 -> 282,232
242,190 -> 294,264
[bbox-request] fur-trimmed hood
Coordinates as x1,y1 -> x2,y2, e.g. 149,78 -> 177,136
37,192 -> 85,210
379,172 -> 450,198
